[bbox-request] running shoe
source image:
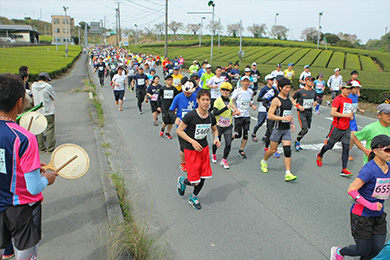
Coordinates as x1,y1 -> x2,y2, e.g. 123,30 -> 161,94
327,101 -> 331,107
341,168 -> 353,177
154,121 -> 158,126
118,107 -> 122,111
294,141 -> 301,151
166,133 -> 173,140
262,136 -> 267,142
260,159 -> 268,173
285,172 -> 297,182
180,163 -> 187,172
273,151 -> 280,158
330,247 -> 344,260
251,134 -> 258,142
316,111 -> 320,115
316,153 -> 323,167
145,99 -> 148,103
177,176 -> 186,196
264,147 -> 269,153
115,101 -> 118,105
238,150 -> 247,159
348,156 -> 354,161
159,128 -> 164,137
220,159 -> 230,169
139,111 -> 143,115
131,87 -> 134,92
211,154 -> 217,163
3,253 -> 15,259
188,194 -> 201,210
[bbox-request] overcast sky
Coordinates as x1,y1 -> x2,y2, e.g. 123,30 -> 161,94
1,0 -> 389,43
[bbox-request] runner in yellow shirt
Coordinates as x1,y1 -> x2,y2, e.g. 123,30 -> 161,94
284,63 -> 295,80
172,67 -> 184,91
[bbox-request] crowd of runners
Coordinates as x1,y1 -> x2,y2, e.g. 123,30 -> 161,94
88,45 -> 390,260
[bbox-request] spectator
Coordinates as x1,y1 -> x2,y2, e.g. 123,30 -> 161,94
18,65 -> 29,90
31,72 -> 56,153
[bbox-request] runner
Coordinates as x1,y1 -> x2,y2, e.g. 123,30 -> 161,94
172,67 -> 184,92
158,75 -> 180,139
165,60 -> 175,76
292,76 -> 317,151
284,63 -> 295,81
250,63 -> 260,96
127,60 -> 136,92
348,81 -> 365,161
330,135 -> 390,260
349,70 -> 361,97
176,89 -> 220,210
197,62 -> 208,83
221,67 -> 230,83
0,73 -> 58,260
228,63 -> 240,89
146,75 -> 162,126
170,77 -> 198,172
259,78 -> 297,182
200,64 -> 214,91
108,56 -> 118,82
231,76 -> 257,158
212,82 -> 234,169
352,103 -> 390,165
178,55 -> 185,74
93,57 -> 107,87
298,65 -> 311,89
189,60 -> 199,74
238,68 -> 254,89
112,67 -> 127,111
251,75 -> 274,142
327,68 -> 343,106
132,67 -> 149,114
314,73 -> 326,115
316,82 -> 354,177
207,66 -> 224,109
271,64 -> 284,80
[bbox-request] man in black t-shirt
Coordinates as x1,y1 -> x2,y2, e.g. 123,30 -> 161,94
93,57 -> 107,87
132,67 -> 149,114
176,89 -> 220,210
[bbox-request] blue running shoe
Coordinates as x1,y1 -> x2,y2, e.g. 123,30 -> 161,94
177,176 -> 186,196
273,151 -> 280,158
188,194 -> 201,210
294,141 -> 300,151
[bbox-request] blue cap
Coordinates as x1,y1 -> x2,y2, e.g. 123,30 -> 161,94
150,68 -> 156,71
173,67 -> 179,70
288,63 -> 294,66
304,65 -> 310,68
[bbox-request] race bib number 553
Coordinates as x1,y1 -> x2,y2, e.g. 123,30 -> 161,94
195,124 -> 211,139
372,178 -> 390,200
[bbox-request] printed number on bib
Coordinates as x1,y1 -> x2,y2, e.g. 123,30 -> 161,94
0,148 -> 6,174
217,116 -> 231,127
151,94 -> 158,101
303,99 -> 314,109
287,72 -> 293,78
99,67 -> 104,71
372,178 -> 390,200
173,79 -> 180,86
195,124 -> 211,139
343,103 -> 353,114
164,90 -> 174,99
137,79 -> 145,85
352,103 -> 358,114
252,75 -> 258,83
282,110 -> 292,123
240,99 -> 251,110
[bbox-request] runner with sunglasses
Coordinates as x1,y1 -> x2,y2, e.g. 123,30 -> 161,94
330,135 -> 390,260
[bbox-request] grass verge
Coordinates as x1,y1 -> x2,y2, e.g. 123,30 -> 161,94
108,172 -> 157,260
84,79 -> 105,127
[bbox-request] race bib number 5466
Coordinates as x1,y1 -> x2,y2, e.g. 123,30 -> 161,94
195,124 -> 211,139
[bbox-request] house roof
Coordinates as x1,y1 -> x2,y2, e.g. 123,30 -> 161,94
0,25 -> 41,34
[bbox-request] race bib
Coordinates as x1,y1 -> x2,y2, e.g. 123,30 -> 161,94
173,79 -> 180,86
137,78 -> 145,85
213,88 -> 221,96
164,90 -> 174,99
240,98 -> 251,110
195,124 -> 211,139
303,99 -> 314,109
287,72 -> 293,78
343,103 -> 353,114
217,116 -> 231,127
316,83 -> 324,90
0,148 -> 6,174
282,110 -> 292,123
252,75 -> 258,83
169,69 -> 174,74
352,103 -> 358,114
99,66 -> 104,71
372,178 -> 390,200
110,64 -> 116,69
151,94 -> 158,101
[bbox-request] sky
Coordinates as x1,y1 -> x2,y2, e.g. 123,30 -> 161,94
1,0 -> 389,43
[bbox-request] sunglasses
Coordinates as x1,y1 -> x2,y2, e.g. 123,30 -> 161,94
221,88 -> 230,91
376,147 -> 390,153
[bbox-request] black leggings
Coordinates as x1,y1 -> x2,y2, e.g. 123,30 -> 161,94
98,74 -> 104,86
319,142 -> 349,169
136,90 -> 146,112
183,178 -> 205,196
264,119 -> 274,148
212,125 -> 233,159
297,128 -> 308,142
340,235 -> 387,260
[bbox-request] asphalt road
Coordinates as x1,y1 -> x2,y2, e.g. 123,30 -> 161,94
91,64 -> 389,260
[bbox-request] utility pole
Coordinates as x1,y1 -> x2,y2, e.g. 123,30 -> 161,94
78,27 -> 81,45
63,6 -> 69,57
117,2 -> 121,43
239,19 -> 243,62
164,0 -> 168,57
199,17 -> 205,48
385,27 -> 388,35
40,9 -> 42,21
274,13 -> 279,27
55,27 -> 58,51
103,16 -> 107,45
84,24 -> 88,47
317,12 -> 323,49
218,18 -> 221,52
115,8 -> 119,46
208,0 -> 215,62
135,24 -> 138,46
44,24 -> 47,35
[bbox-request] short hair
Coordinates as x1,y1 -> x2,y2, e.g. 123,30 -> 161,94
19,71 -> 28,81
197,89 -> 211,100
38,75 -> 48,81
277,78 -> 292,89
215,66 -> 222,70
19,66 -> 28,73
0,74 -> 25,112
118,66 -> 124,71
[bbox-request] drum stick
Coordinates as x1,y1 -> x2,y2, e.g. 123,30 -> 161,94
27,116 -> 34,131
56,155 -> 78,172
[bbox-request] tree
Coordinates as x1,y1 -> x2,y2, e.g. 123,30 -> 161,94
337,32 -> 361,45
247,23 -> 267,38
226,23 -> 241,38
270,25 -> 288,40
323,33 -> 340,45
144,27 -> 155,36
206,20 -> 223,35
78,21 -> 90,30
154,23 -> 164,35
300,27 -> 324,43
168,21 -> 184,36
186,23 -> 201,35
